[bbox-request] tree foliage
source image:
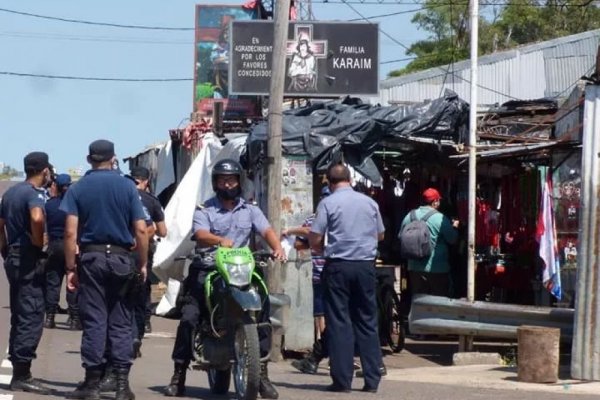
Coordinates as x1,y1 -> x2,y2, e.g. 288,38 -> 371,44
388,0 -> 600,78
0,165 -> 19,180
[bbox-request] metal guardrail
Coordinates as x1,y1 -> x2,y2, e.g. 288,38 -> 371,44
409,295 -> 574,340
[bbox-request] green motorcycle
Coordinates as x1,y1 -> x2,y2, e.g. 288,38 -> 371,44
192,246 -> 271,400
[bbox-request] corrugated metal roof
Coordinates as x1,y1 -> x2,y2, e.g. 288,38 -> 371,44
376,29 -> 600,106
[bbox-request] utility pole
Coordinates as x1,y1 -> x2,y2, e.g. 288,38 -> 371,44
460,0 -> 479,353
266,0 -> 291,359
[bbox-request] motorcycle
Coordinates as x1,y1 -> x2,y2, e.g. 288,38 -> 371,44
191,247 -> 272,400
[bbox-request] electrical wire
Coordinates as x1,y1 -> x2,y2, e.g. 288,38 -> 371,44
341,0 -> 522,99
0,30 -> 192,45
0,71 -> 192,82
0,7 -> 194,31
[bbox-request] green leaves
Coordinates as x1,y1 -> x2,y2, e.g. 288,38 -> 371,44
388,0 -> 600,78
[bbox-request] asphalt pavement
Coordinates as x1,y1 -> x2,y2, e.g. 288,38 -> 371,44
1,257 -> 598,399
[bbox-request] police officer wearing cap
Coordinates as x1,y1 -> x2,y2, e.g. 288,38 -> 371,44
44,173 -> 81,330
164,159 -> 285,399
309,163 -> 385,394
401,187 -> 459,296
0,151 -> 54,395
129,166 -> 166,352
60,139 -> 148,400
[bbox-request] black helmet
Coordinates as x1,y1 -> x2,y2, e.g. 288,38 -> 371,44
211,159 -> 243,190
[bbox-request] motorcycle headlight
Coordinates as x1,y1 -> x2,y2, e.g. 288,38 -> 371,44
225,263 -> 253,286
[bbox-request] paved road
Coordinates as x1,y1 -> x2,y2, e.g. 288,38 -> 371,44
0,258 -> 596,399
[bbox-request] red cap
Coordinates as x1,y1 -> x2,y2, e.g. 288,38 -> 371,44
422,188 -> 442,203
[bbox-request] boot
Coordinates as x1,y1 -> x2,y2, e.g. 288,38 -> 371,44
163,362 -> 188,397
355,364 -> 387,378
44,312 -> 56,329
9,361 -> 53,395
144,317 -> 152,334
291,338 -> 324,375
99,364 -> 117,392
115,368 -> 135,400
259,362 -> 279,399
66,368 -> 102,399
69,311 -> 83,331
133,339 -> 142,359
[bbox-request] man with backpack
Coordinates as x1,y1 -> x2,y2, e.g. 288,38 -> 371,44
399,188 -> 459,297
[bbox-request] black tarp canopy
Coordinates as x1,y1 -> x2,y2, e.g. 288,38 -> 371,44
243,90 -> 469,185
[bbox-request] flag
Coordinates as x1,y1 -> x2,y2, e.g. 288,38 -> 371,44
535,167 -> 562,300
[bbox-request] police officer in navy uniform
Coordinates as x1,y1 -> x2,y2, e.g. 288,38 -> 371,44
44,173 -> 82,330
309,164 -> 385,393
164,159 -> 285,399
129,165 -> 166,341
0,151 -> 54,395
60,140 -> 148,400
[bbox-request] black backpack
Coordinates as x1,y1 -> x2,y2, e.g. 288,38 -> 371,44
398,209 -> 437,260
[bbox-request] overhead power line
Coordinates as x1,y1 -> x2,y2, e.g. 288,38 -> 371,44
0,5 -> 427,32
0,30 -> 192,45
0,7 -> 194,31
0,71 -> 192,82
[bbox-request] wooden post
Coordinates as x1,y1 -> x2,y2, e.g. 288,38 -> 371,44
266,0 -> 291,360
212,101 -> 224,138
518,325 -> 560,383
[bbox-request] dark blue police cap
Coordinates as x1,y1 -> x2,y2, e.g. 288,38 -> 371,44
55,173 -> 72,187
130,166 -> 150,180
88,139 -> 115,162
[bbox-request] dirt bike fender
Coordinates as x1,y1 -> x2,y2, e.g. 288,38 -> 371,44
230,287 -> 262,311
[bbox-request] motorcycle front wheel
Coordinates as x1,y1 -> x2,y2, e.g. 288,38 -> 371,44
232,320 -> 261,400
208,367 -> 231,395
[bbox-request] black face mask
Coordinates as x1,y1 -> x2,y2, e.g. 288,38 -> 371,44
216,186 -> 241,201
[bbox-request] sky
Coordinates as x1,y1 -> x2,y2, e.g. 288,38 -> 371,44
0,0 -> 426,173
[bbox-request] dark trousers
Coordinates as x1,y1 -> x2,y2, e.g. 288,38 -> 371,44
45,240 -> 78,313
171,266 -> 272,363
132,280 -> 151,341
323,259 -> 382,390
409,271 -> 449,297
4,246 -> 45,363
79,251 -> 134,370
132,247 -> 154,341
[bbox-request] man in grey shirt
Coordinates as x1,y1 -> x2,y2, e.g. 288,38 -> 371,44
309,164 -> 385,394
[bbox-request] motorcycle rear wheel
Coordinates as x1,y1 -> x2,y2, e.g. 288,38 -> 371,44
232,320 -> 261,400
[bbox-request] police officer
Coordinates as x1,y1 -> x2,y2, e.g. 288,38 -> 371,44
60,140 -> 148,400
44,173 -> 81,330
0,151 -> 54,395
164,159 -> 285,399
129,165 -> 166,340
309,163 -> 385,393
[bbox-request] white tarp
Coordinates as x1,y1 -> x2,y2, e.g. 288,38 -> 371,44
154,140 -> 176,196
152,134 -> 223,283
152,133 -> 250,283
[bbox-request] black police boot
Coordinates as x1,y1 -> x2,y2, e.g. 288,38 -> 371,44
66,368 -> 102,399
144,316 -> 152,334
259,362 -> 279,399
163,362 -> 188,397
44,312 -> 56,329
69,310 -> 83,331
115,368 -> 135,400
99,364 -> 117,392
355,363 -> 388,378
133,339 -> 142,359
10,361 -> 53,395
291,338 -> 324,375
